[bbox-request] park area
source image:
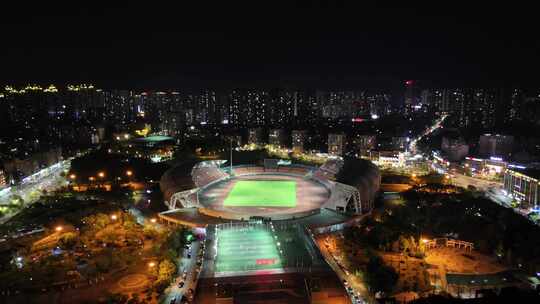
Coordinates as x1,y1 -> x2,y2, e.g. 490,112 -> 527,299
223,180 -> 297,207
215,224 -> 283,273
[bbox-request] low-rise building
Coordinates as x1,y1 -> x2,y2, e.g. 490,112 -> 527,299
376,151 -> 406,168
464,156 -> 507,179
248,128 -> 264,146
503,167 -> 540,208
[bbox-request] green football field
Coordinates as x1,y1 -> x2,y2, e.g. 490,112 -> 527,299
216,226 -> 282,273
223,180 -> 297,207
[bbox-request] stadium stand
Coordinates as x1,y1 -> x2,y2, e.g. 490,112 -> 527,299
191,160 -> 229,188
311,159 -> 343,181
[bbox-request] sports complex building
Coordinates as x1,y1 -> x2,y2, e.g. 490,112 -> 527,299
159,157 -> 380,303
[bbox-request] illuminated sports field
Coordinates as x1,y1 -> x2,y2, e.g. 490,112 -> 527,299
223,180 -> 297,207
215,226 -> 282,273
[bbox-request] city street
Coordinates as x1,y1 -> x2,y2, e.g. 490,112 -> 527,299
409,114 -> 448,154
161,239 -> 202,304
0,159 -> 71,224
450,173 -> 501,192
449,174 -> 537,221
315,235 -> 372,304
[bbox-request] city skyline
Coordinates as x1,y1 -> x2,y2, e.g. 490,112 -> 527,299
2,4 -> 540,304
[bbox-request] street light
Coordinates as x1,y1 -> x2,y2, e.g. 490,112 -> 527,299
55,226 -> 63,232
150,218 -> 157,223
98,172 -> 105,178
111,214 -> 118,221
126,170 -> 133,177
148,262 -> 156,268
69,174 -> 76,180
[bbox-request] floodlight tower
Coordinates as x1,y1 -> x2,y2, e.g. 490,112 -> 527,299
230,137 -> 233,176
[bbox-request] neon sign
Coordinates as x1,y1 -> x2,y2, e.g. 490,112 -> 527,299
256,258 -> 276,265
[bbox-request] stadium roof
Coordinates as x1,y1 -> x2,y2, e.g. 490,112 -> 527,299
159,159 -> 198,201
159,208 -> 238,227
133,135 -> 174,143
293,208 -> 350,228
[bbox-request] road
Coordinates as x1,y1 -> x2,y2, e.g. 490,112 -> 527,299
450,173 -> 501,192
0,159 -> 71,224
161,239 -> 202,304
409,114 -> 448,154
315,235 -> 372,304
449,174 -> 537,221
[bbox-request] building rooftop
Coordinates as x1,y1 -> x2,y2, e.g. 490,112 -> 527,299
508,167 -> 540,180
446,270 -> 520,287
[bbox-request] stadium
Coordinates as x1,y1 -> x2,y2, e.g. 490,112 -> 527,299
159,157 -> 381,223
159,156 -> 381,303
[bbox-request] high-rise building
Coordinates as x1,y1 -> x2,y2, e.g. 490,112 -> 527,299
391,136 -> 409,151
367,92 -> 392,116
268,89 -> 295,126
0,167 -> 8,189
194,90 -> 217,125
328,133 -> 346,156
268,129 -> 286,147
351,135 -> 376,156
478,134 -> 514,158
441,136 -> 469,161
228,90 -> 243,126
246,90 -> 268,126
404,80 -> 419,110
425,88 -> 502,129
506,88 -> 524,123
291,130 -> 307,153
248,128 -> 264,146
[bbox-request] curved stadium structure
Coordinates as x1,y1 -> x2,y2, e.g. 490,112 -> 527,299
160,158 -> 380,223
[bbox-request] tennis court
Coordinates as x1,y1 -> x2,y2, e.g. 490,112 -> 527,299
215,225 -> 282,273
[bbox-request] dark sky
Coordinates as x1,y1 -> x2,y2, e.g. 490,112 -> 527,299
1,3 -> 539,89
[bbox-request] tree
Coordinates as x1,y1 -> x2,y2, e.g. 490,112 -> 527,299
143,224 -> 159,239
59,232 -> 78,249
100,231 -> 119,245
365,255 -> 398,294
107,293 -> 128,304
9,194 -> 24,206
95,252 -> 113,273
158,259 -> 177,283
83,213 -> 111,231
127,293 -> 140,304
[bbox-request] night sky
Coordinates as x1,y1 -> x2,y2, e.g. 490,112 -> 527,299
1,3 -> 539,89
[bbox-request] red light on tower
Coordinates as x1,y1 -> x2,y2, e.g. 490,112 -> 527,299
405,80 -> 414,86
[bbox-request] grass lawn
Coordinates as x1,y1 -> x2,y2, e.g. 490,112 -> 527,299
216,226 -> 282,273
224,180 -> 296,207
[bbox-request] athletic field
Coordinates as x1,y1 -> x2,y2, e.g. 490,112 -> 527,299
215,225 -> 282,273
223,180 -> 297,207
